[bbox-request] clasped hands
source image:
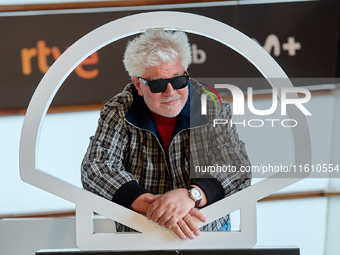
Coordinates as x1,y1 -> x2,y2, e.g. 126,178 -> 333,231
131,188 -> 207,240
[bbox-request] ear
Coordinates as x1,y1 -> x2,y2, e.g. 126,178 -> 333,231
132,76 -> 144,96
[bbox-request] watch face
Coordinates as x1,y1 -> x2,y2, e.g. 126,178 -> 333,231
191,188 -> 202,200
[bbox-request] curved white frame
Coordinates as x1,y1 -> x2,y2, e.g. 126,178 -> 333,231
19,11 -> 311,251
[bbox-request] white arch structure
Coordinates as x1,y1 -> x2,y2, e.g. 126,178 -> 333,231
19,11 -> 311,251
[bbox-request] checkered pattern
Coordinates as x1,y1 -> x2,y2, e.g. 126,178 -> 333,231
81,79 -> 251,232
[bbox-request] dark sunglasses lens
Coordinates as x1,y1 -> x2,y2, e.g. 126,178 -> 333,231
149,80 -> 168,93
171,76 -> 188,90
149,75 -> 189,93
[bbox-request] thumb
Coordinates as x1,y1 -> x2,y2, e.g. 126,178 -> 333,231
189,208 -> 207,223
143,194 -> 161,203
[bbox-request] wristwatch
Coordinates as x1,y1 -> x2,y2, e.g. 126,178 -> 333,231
186,185 -> 202,207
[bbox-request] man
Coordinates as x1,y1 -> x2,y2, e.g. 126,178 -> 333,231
81,29 -> 251,240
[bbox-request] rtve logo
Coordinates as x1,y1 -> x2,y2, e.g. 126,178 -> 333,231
21,40 -> 99,79
20,41 -> 207,79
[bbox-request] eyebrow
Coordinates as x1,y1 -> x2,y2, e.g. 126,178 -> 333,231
153,72 -> 183,81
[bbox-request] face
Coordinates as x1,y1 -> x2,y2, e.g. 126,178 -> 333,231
133,61 -> 189,118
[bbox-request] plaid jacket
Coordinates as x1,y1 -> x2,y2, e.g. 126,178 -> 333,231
81,79 -> 251,232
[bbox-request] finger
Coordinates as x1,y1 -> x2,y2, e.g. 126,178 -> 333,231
171,223 -> 186,240
177,219 -> 195,240
146,201 -> 159,220
158,214 -> 172,227
149,207 -> 167,223
189,208 -> 207,222
182,213 -> 200,236
164,215 -> 178,229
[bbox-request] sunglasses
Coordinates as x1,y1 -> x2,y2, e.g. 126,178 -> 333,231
138,72 -> 189,93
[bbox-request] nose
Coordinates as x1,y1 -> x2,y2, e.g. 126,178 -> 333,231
163,82 -> 176,95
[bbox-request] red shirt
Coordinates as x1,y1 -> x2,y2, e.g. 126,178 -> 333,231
151,112 -> 178,156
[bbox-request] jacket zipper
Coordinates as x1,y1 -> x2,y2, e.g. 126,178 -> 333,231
124,118 -> 175,190
125,118 -> 209,190
168,123 -> 209,186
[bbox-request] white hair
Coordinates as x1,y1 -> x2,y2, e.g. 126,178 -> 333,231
123,29 -> 192,77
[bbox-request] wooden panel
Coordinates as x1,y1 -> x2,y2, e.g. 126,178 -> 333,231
1,190 -> 339,219
0,0 -> 231,12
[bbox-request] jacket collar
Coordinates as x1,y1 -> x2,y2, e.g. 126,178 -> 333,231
125,81 -> 208,138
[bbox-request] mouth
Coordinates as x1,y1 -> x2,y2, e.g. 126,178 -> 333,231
161,96 -> 182,105
163,99 -> 180,106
